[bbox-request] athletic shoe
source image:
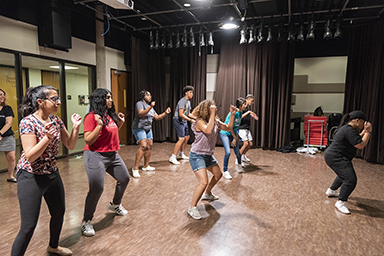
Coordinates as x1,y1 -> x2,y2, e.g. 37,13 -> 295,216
177,152 -> 189,160
236,165 -> 245,173
201,192 -> 219,200
326,188 -> 339,197
108,202 -> 128,216
47,245 -> 73,256
142,165 -> 155,171
132,169 -> 140,178
81,220 -> 95,237
188,207 -> 202,220
223,171 -> 232,180
242,154 -> 251,162
335,200 -> 350,214
235,160 -> 246,167
169,156 -> 180,165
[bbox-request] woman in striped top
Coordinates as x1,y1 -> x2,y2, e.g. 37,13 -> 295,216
187,100 -> 236,220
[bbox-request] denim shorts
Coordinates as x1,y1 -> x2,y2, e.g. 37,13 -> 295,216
189,151 -> 218,172
173,118 -> 189,138
132,128 -> 153,143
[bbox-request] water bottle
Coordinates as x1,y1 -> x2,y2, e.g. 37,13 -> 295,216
307,110 -> 310,116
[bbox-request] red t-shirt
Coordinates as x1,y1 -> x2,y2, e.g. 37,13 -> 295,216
84,112 -> 120,152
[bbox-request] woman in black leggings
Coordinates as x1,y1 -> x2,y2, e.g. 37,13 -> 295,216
324,110 -> 372,214
11,85 -> 81,256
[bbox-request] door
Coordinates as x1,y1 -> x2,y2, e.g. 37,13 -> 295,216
111,69 -> 132,145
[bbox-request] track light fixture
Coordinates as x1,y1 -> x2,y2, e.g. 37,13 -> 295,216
175,31 -> 180,48
199,28 -> 205,47
248,25 -> 255,44
190,27 -> 196,47
240,25 -> 247,44
334,16 -> 343,39
266,25 -> 273,42
149,30 -> 154,50
297,22 -> 305,41
161,30 -> 166,49
154,31 -> 159,49
167,31 -> 173,49
207,31 -> 214,54
182,27 -> 188,47
277,23 -> 283,42
306,18 -> 315,40
257,20 -> 264,43
323,18 -> 333,40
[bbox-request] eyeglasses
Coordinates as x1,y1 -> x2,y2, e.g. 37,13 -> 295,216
45,96 -> 61,104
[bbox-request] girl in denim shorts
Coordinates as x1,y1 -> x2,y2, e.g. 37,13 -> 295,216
187,100 -> 236,220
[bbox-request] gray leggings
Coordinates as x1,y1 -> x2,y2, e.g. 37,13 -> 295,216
83,151 -> 130,221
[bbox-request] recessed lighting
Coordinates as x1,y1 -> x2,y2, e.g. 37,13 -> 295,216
184,3 -> 191,7
49,66 -> 79,70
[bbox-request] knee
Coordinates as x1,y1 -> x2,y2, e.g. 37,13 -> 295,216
147,144 -> 153,151
215,172 -> 222,180
139,145 -> 148,152
224,151 -> 231,157
90,184 -> 104,196
185,136 -> 190,141
199,179 -> 208,188
243,141 -> 249,147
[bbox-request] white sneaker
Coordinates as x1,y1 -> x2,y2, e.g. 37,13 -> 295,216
335,200 -> 350,214
81,220 -> 95,237
169,156 -> 180,165
177,152 -> 189,160
236,165 -> 245,173
108,202 -> 128,216
223,171 -> 232,180
326,188 -> 339,197
201,192 -> 219,201
242,154 -> 251,162
132,169 -> 140,178
142,165 -> 155,171
235,159 -> 246,167
188,207 -> 202,220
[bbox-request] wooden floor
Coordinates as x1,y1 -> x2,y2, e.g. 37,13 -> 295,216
1,142 -> 384,256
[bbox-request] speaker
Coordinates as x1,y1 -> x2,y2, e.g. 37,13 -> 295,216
38,0 -> 72,51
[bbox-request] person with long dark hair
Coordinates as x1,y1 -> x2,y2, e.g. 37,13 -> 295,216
188,100 -> 236,219
81,88 -> 130,237
131,90 -> 171,178
220,97 -> 248,180
324,110 -> 372,214
11,85 -> 81,256
0,88 -> 17,182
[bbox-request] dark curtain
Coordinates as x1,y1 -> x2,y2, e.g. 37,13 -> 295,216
344,17 -> 384,164
169,46 -> 207,142
131,37 -> 168,141
214,34 -> 295,149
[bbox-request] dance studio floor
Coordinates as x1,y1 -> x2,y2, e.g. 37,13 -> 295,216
1,142 -> 384,256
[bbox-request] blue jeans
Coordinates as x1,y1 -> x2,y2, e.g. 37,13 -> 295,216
220,133 -> 241,172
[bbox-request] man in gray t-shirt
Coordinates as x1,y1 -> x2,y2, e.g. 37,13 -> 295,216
169,85 -> 195,165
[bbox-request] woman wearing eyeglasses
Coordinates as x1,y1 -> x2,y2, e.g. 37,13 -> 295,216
81,88 -> 130,237
0,88 -> 17,182
11,85 -> 81,256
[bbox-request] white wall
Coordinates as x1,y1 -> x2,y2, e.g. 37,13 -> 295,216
0,15 -> 126,90
207,54 -> 219,100
28,68 -> 42,87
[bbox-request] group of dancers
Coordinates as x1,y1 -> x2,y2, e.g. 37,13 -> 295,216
3,84 -> 372,255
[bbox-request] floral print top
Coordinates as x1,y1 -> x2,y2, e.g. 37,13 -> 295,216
17,114 -> 64,175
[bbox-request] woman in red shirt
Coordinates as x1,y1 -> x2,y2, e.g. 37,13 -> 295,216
81,88 -> 130,237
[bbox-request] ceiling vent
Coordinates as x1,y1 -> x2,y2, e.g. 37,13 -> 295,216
99,0 -> 134,10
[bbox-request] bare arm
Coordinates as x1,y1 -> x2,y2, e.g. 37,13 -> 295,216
154,107 -> 171,121
179,108 -> 194,122
217,105 -> 236,131
138,101 -> 156,118
195,105 -> 217,134
117,112 -> 125,129
0,116 -> 12,134
61,114 -> 82,150
84,114 -> 103,146
21,123 -> 55,163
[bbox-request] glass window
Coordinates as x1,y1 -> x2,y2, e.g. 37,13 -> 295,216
65,64 -> 91,154
21,56 -> 65,156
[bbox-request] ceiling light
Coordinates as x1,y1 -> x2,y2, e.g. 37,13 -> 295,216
49,66 -> 79,70
190,27 -> 196,47
207,31 -> 214,46
306,19 -> 315,40
161,30 -> 166,49
334,16 -> 343,39
155,31 -> 159,49
248,25 -> 255,44
199,28 -> 205,47
175,32 -> 181,48
323,18 -> 333,40
277,23 -> 283,42
149,30 -> 154,50
182,27 -> 188,47
287,21 -> 295,41
168,32 -> 173,49
184,3 -> 191,7
240,25 -> 247,44
266,25 -> 273,42
219,17 -> 239,30
257,20 -> 264,43
297,23 -> 305,41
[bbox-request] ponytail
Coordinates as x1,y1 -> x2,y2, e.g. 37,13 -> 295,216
19,85 -> 57,118
334,113 -> 351,134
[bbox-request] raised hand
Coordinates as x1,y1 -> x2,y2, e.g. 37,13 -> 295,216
71,113 -> 82,128
44,122 -> 55,140
165,107 -> 171,114
230,105 -> 237,114
151,101 -> 156,108
364,121 -> 372,132
210,104 -> 217,115
94,114 -> 103,127
118,112 -> 125,123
